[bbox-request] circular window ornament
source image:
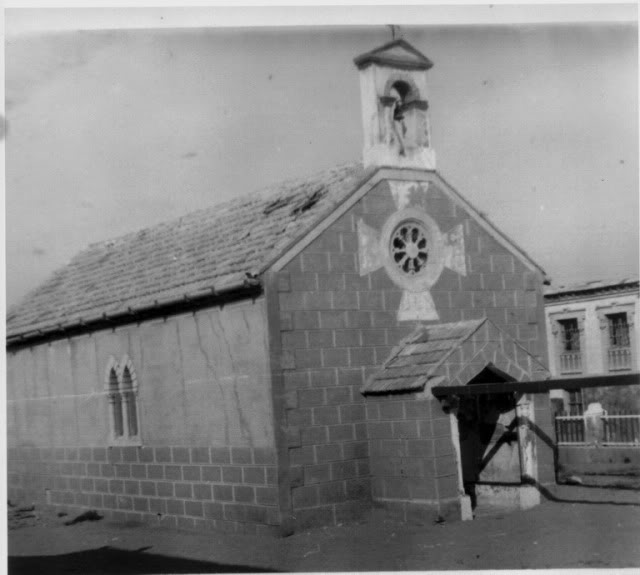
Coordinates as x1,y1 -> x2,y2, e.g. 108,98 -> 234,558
390,221 -> 429,276
380,208 -> 444,292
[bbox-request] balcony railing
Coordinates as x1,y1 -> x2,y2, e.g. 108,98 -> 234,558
559,352 -> 582,374
608,347 -> 632,371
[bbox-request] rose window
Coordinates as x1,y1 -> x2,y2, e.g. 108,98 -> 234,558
390,222 -> 429,275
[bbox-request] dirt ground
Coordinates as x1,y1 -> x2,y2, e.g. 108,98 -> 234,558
7,485 -> 640,573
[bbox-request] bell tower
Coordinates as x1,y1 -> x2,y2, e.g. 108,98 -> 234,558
354,38 -> 436,170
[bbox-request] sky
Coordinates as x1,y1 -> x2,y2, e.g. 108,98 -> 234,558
4,5 -> 639,308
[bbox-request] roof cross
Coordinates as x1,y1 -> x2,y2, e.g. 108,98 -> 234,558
388,25 -> 401,41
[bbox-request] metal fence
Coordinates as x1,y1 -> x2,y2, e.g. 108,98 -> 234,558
602,412 -> 640,445
555,409 -> 640,446
555,413 -> 586,444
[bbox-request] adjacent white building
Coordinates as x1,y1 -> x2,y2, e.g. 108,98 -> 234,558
544,277 -> 639,413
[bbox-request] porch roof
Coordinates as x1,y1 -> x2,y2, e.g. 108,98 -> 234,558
361,319 -> 485,394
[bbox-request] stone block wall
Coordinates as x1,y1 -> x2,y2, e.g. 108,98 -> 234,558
365,394 -> 460,523
277,174 -> 549,529
7,444 -> 280,536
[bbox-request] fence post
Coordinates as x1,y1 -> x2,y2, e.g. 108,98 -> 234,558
584,402 -> 605,445
516,394 -> 536,483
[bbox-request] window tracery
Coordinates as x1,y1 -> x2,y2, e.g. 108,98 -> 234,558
105,356 -> 140,444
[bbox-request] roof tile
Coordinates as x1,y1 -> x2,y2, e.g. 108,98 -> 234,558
8,162 -> 370,338
362,319 -> 484,394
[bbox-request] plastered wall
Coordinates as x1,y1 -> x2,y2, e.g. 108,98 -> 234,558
7,298 -> 280,535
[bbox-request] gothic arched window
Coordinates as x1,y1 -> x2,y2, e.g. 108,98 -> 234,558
108,366 -> 124,438
105,356 -> 141,444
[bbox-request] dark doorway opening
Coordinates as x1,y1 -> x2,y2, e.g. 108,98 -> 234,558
457,365 -> 519,509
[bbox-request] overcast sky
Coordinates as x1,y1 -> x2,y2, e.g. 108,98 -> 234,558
5,6 -> 639,307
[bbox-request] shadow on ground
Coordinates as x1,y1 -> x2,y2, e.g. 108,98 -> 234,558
539,483 -> 640,507
9,545 -> 280,574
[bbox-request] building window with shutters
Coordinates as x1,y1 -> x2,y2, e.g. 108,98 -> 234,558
105,356 -> 141,444
557,317 -> 582,375
606,312 -> 632,371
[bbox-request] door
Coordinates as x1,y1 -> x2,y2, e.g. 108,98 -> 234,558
457,392 -> 520,508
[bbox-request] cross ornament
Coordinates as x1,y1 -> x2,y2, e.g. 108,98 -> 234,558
357,181 -> 467,321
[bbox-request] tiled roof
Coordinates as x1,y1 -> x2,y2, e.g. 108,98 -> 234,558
362,319 -> 485,394
544,277 -> 639,299
7,162 -> 370,339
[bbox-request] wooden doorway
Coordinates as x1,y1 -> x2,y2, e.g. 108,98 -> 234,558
457,366 -> 520,510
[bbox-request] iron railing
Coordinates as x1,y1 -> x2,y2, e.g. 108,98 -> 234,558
602,412 -> 640,445
608,347 -> 632,371
555,413 -> 586,444
559,352 -> 582,374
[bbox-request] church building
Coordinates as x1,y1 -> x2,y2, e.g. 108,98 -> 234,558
7,38 -> 556,536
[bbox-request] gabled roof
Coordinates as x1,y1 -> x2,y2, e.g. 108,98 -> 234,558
362,319 -> 485,394
7,163 -> 370,341
354,39 -> 434,71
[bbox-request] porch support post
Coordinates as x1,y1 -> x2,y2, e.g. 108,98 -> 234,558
515,394 -> 536,481
515,393 -> 540,509
447,399 -> 473,521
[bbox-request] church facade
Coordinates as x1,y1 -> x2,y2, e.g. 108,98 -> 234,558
7,39 -> 556,536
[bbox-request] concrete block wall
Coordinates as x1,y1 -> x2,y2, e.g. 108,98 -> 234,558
277,174 -> 549,529
7,444 -> 279,536
365,394 -> 460,523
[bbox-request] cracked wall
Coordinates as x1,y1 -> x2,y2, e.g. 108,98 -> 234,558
8,299 -> 273,448
7,298 -> 279,534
